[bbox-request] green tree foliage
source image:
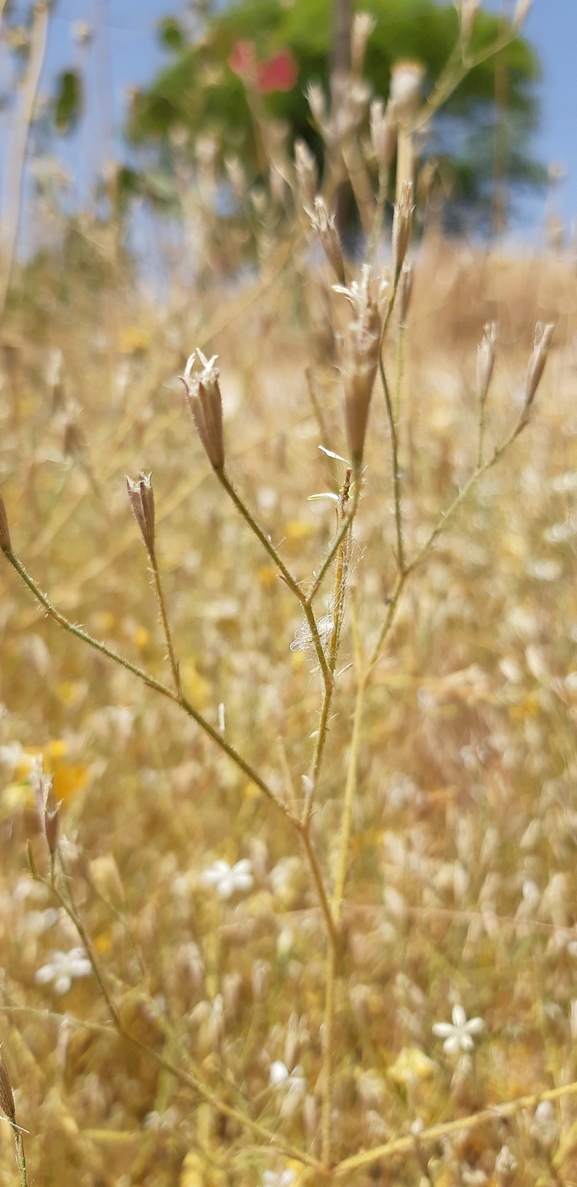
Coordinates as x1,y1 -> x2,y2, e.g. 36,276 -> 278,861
127,0 -> 545,224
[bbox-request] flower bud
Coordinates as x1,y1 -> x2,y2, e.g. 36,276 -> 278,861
335,266 -> 386,462
392,181 -> 415,277
182,350 -> 225,471
476,322 -> 497,405
126,472 -> 156,557
308,197 -> 345,284
0,1050 -> 15,1123
389,60 -> 425,119
0,491 -> 11,553
524,322 -> 555,409
351,12 -> 376,75
44,801 -> 61,856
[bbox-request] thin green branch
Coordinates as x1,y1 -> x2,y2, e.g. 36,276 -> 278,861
1,547 -> 285,814
379,352 -> 405,574
216,469 -> 332,689
149,549 -> 181,694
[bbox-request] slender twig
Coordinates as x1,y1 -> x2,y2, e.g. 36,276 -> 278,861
0,1 -> 50,321
149,549 -> 181,694
368,410 -> 531,670
380,352 -> 405,574
321,940 -> 337,1169
305,476 -> 360,607
296,821 -> 338,948
334,1079 -> 577,1177
307,474 -> 353,797
216,469 -> 332,689
0,547 -> 286,813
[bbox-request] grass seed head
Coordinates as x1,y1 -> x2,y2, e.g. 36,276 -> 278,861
0,491 -> 11,553
182,350 -> 225,471
126,472 -> 156,557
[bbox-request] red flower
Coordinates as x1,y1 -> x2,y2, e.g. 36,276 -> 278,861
257,49 -> 298,94
228,40 -> 257,80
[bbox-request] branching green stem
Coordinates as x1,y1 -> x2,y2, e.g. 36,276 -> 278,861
149,549 -> 181,694
216,469 -> 332,689
1,547 -> 286,814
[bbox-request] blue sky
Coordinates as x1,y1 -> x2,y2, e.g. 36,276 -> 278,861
5,0 -> 576,244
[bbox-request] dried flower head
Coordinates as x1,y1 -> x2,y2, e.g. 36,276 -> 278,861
524,322 -> 555,409
306,82 -> 327,130
0,1050 -> 15,1122
307,197 -> 345,284
334,266 -> 387,462
476,322 -> 497,405
0,491 -> 11,553
351,12 -> 376,75
370,99 -> 396,176
126,472 -> 156,557
392,181 -> 415,277
294,139 -> 318,211
182,351 -> 225,471
389,60 -> 425,118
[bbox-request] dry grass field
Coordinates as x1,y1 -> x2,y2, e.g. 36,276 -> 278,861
2,174 -> 577,1184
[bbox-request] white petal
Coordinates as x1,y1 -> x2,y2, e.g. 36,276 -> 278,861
233,859 -> 252,876
443,1035 -> 461,1055
35,965 -> 55,985
465,1017 -> 485,1035
460,1034 -> 475,1052
270,1060 -> 289,1086
54,975 -> 72,995
452,1004 -> 467,1028
432,1022 -> 454,1038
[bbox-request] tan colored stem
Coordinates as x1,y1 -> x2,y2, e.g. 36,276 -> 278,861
0,2 -> 50,320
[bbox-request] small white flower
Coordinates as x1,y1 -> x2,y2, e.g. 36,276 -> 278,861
270,1060 -> 290,1086
432,1004 -> 485,1054
36,948 -> 92,995
201,859 -> 253,899
262,1171 -> 296,1187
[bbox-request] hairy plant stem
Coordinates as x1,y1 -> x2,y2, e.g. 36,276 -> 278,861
14,1128 -> 28,1187
216,469 -> 332,690
380,352 -> 405,574
307,473 -> 353,799
149,548 -> 181,694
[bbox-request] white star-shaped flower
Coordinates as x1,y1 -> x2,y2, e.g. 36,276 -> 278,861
432,1004 -> 485,1054
201,859 -> 253,900
35,948 -> 92,995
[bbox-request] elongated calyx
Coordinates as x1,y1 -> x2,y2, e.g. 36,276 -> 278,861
476,322 -> 497,405
392,181 -> 415,277
0,491 -> 11,553
524,322 -> 555,409
0,1051 -> 15,1122
182,350 -> 225,471
334,266 -> 387,462
126,472 -> 156,557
